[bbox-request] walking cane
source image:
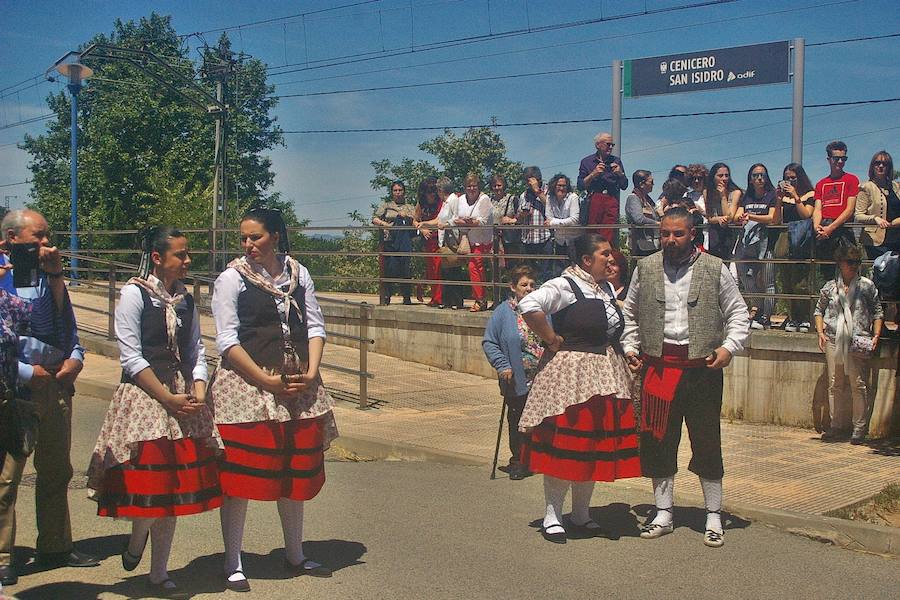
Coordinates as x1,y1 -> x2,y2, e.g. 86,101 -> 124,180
490,396 -> 508,480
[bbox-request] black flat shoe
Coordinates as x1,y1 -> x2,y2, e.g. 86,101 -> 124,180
284,558 -> 333,578
36,549 -> 101,568
541,526 -> 567,544
567,519 -> 609,539
225,571 -> 251,592
0,564 -> 17,586
122,531 -> 149,572
148,578 -> 189,599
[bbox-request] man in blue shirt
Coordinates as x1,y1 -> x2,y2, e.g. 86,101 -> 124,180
0,209 -> 99,587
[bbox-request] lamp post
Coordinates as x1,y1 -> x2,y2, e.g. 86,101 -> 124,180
47,52 -> 92,279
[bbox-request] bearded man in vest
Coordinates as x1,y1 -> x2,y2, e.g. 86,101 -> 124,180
621,207 -> 750,548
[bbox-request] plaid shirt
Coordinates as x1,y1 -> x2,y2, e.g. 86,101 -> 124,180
519,190 -> 552,245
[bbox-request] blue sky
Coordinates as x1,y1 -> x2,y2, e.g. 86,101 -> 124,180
1,0 -> 898,230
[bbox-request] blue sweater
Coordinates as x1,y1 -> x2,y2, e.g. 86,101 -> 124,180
482,301 -> 548,398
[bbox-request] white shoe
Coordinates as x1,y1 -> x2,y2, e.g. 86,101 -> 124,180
783,319 -> 798,332
639,522 -> 674,539
798,321 -> 810,333
704,529 -> 724,548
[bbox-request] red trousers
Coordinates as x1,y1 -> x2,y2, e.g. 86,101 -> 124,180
468,243 -> 492,301
424,239 -> 443,304
587,192 -> 620,248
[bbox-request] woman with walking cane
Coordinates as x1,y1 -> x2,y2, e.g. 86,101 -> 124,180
482,265 -> 543,480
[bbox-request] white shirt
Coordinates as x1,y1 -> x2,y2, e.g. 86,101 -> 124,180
438,192 -> 493,245
620,258 -> 749,356
547,192 -> 581,245
212,257 -> 327,356
116,281 -> 208,382
519,274 -> 615,316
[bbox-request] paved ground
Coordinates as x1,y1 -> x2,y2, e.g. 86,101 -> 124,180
3,394 -> 898,600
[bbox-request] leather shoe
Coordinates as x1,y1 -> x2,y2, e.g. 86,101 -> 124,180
0,564 -> 17,586
35,549 -> 101,568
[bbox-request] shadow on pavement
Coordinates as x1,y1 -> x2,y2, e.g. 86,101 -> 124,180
13,534 -> 125,578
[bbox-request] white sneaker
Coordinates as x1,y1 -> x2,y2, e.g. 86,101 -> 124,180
783,319 -> 798,332
639,522 -> 674,539
798,321 -> 810,333
704,529 -> 724,547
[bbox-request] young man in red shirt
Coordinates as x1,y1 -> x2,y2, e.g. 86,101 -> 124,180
813,140 -> 859,276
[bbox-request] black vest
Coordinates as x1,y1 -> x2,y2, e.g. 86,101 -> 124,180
121,287 -> 195,384
234,275 -> 308,370
552,277 -> 623,354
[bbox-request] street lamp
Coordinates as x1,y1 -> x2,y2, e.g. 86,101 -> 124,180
47,51 -> 92,279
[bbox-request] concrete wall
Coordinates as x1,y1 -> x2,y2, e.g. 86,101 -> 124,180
322,302 -> 899,437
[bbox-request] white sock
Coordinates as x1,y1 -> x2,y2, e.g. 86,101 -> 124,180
128,518 -> 154,558
277,498 -> 316,566
543,475 -> 569,533
221,496 -> 248,580
651,477 -> 674,526
570,481 -> 595,525
700,478 -> 723,533
148,517 -> 176,584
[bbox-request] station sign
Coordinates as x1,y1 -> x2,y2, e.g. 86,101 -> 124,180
624,41 -> 790,98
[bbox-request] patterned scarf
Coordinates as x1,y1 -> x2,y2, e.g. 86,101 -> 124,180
833,274 -> 859,366
562,264 -> 609,297
227,254 -> 304,326
126,275 -> 187,361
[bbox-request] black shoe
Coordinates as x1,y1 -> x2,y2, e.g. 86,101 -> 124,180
0,564 -> 17,586
35,549 -> 101,568
497,464 -> 512,474
508,464 -> 532,481
147,578 -> 189,599
225,572 -> 251,593
567,519 -> 610,539
284,558 -> 333,578
821,430 -> 837,441
402,297 -> 412,305
122,531 -> 148,571
541,526 -> 567,544
850,435 -> 865,445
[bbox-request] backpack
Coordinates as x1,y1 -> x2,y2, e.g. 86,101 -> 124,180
872,250 -> 899,300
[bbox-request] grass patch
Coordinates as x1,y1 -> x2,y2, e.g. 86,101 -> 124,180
827,483 -> 900,527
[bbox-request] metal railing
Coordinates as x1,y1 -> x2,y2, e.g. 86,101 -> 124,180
60,251 -> 377,409
64,220 -> 894,321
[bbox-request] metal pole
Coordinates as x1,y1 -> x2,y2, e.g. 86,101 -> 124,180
611,59 -> 623,152
791,38 -> 805,165
107,265 -> 116,340
211,80 -> 224,273
358,303 -> 370,409
69,82 -> 81,279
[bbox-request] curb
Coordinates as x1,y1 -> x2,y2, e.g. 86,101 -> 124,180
74,348 -> 899,557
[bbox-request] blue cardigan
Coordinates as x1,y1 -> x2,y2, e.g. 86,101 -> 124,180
482,300 -> 549,398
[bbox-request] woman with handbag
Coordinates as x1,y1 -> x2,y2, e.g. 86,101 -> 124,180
210,208 -> 337,591
517,233 -> 640,543
773,163 -> 816,332
624,170 -> 659,256
86,227 -> 221,596
814,244 -> 883,444
482,265 -> 543,481
372,180 -> 416,305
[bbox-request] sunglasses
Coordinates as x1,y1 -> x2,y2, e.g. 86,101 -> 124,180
751,173 -> 767,179
829,155 -> 848,163
784,176 -> 797,182
601,141 -> 615,147
874,160 -> 888,167
691,176 -> 703,182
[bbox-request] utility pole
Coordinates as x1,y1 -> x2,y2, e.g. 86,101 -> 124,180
205,57 -> 232,275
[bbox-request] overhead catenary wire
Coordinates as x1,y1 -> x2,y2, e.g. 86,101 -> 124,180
279,97 -> 900,134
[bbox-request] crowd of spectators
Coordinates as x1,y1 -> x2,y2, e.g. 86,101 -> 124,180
372,135 -> 900,332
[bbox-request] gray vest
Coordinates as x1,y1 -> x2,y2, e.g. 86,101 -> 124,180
636,252 -> 724,359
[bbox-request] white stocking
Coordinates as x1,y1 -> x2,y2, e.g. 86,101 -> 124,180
700,478 -> 723,533
570,481 -> 595,525
148,517 -> 176,584
277,498 -> 306,566
651,477 -> 674,526
220,496 -> 249,581
543,475 -> 569,533
128,518 -> 154,559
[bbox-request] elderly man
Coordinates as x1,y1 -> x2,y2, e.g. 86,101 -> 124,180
621,207 -> 750,548
577,132 -> 627,247
0,209 -> 99,587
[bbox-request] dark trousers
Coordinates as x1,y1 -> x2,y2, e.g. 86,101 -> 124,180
505,394 -> 528,465
640,367 -> 724,480
383,242 -> 411,301
522,239 -> 553,283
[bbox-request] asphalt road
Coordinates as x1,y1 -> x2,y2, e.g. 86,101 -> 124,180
4,397 -> 898,600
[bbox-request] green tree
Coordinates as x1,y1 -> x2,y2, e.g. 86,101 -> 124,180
21,13 -> 286,266
370,124 -> 524,199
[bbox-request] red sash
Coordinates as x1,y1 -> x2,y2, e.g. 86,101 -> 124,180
641,344 -> 707,441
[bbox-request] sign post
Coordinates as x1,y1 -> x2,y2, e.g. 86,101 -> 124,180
791,38 -> 805,164
611,59 -> 622,152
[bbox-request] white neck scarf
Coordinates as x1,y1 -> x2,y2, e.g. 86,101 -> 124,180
833,274 -> 859,365
126,274 -> 187,361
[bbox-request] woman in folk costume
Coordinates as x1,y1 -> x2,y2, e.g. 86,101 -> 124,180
517,233 -> 640,543
86,227 -> 221,596
210,208 -> 337,592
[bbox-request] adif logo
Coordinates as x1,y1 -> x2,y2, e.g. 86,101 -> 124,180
659,62 -> 668,74
728,70 -> 756,82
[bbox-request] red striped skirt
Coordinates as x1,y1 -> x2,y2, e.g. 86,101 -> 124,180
97,438 -> 222,518
521,395 -> 641,482
218,417 -> 326,501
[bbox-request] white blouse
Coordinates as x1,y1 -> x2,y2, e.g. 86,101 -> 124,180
116,280 -> 208,382
438,193 -> 494,245
212,257 -> 327,356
